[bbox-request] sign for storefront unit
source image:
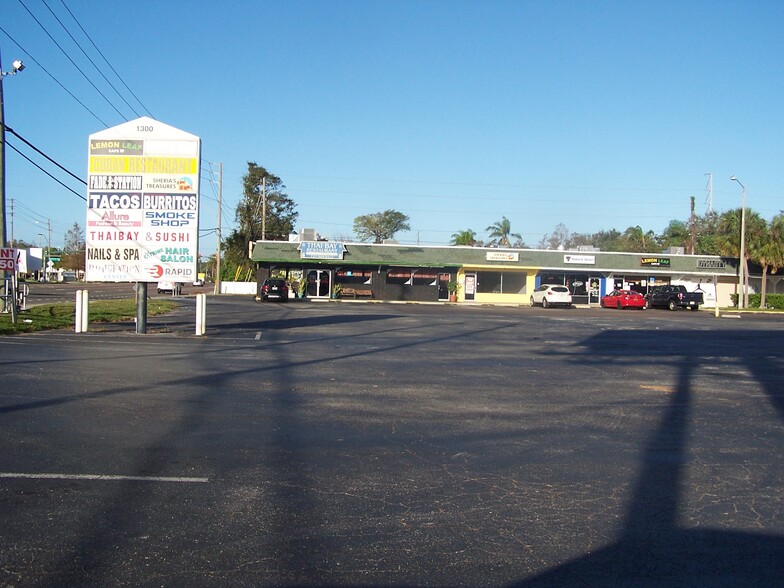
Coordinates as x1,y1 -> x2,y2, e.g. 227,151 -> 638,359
640,257 -> 671,267
564,254 -> 595,265
85,117 -> 201,282
298,241 -> 346,260
697,259 -> 726,269
486,251 -> 519,262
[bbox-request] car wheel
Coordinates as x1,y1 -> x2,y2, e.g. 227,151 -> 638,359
530,296 -> 535,307
668,299 -> 677,311
643,299 -> 650,309
542,298 -> 549,309
617,301 -> 623,310
689,305 -> 699,311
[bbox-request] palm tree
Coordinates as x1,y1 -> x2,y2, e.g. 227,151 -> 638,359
450,229 -> 478,246
622,225 -> 657,252
486,216 -> 522,248
718,208 -> 766,306
758,214 -> 784,308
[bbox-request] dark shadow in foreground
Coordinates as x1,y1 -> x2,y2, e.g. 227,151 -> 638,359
513,329 -> 784,587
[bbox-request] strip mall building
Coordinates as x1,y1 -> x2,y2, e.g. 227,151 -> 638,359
250,240 -> 761,308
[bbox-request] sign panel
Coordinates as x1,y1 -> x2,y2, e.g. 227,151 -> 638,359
0,248 -> 21,271
486,251 -> 519,262
298,241 -> 346,260
640,257 -> 671,267
85,117 -> 201,282
564,254 -> 595,265
697,259 -> 726,269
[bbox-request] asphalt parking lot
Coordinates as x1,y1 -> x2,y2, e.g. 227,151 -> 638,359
1,297 -> 783,586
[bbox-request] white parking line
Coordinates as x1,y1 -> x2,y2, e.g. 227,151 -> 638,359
0,472 -> 208,483
255,332 -> 262,340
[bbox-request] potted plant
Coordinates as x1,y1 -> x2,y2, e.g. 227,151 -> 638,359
332,283 -> 342,299
298,279 -> 307,299
447,280 -> 460,302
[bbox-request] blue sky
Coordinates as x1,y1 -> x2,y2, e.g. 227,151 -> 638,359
3,0 -> 783,255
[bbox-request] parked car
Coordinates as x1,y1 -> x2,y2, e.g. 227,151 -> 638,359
644,285 -> 704,311
157,280 -> 182,295
259,278 -> 289,302
601,289 -> 646,310
530,284 -> 572,308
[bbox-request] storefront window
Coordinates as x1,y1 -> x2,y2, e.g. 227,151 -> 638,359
386,269 -> 412,285
476,271 -> 526,294
336,269 -> 372,285
477,271 -> 502,293
412,270 -> 438,286
540,273 -> 592,296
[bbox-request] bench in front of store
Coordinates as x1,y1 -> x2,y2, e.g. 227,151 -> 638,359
341,288 -> 373,299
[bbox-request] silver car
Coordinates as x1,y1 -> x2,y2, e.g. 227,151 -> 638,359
530,284 -> 572,308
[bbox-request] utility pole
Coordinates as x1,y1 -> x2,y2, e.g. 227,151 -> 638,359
261,176 -> 267,240
215,162 -> 222,295
704,172 -> 713,214
689,196 -> 696,255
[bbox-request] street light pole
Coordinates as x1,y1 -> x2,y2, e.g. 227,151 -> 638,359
730,175 -> 747,309
0,53 -> 25,248
38,232 -> 50,281
1,53 -> 25,324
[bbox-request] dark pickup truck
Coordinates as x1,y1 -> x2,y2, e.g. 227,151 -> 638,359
644,285 -> 704,311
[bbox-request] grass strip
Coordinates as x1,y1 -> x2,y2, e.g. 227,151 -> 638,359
0,299 -> 179,335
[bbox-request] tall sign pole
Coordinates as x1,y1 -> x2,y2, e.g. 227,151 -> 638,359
85,117 -> 201,333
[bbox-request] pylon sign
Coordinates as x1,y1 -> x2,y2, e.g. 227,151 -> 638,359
85,116 -> 201,283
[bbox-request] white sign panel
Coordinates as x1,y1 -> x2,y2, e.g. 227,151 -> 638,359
564,254 -> 596,265
486,251 -> 519,262
85,117 -> 201,282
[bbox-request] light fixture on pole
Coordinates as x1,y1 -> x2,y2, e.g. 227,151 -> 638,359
730,175 -> 747,309
1,56 -> 25,248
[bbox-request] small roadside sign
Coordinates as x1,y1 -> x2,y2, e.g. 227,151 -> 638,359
0,248 -> 21,271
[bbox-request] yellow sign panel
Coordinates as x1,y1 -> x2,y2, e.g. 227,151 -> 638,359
89,156 -> 198,174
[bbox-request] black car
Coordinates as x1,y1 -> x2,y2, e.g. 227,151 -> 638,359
259,278 -> 289,301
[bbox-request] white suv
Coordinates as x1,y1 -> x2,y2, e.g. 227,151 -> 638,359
530,284 -> 572,308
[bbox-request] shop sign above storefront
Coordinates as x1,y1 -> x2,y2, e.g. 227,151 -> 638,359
640,257 -> 671,267
486,251 -> 519,262
564,254 -> 596,265
298,241 -> 346,260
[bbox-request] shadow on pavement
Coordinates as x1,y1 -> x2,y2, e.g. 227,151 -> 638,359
515,328 -> 784,586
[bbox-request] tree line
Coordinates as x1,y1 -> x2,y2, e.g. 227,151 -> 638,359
28,160 -> 781,308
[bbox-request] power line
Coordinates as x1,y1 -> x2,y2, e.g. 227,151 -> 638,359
17,0 -> 128,120
0,24 -> 109,126
41,0 -> 142,119
4,124 -> 86,186
6,140 -> 86,201
58,0 -> 153,117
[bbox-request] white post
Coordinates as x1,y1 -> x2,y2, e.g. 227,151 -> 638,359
81,289 -> 89,332
75,290 -> 83,333
195,293 -> 206,335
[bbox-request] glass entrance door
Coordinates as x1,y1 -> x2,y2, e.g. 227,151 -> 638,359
588,277 -> 600,305
438,273 -> 450,300
306,270 -> 331,298
464,273 -> 476,301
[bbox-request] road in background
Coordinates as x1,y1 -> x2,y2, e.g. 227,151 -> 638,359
2,300 -> 783,586
21,280 -> 212,306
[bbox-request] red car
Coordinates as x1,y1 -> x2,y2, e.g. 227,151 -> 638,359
601,289 -> 646,310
